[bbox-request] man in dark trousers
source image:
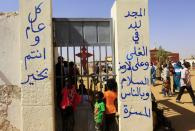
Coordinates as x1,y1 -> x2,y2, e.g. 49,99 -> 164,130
176,62 -> 195,106
56,56 -> 65,103
55,56 -> 65,131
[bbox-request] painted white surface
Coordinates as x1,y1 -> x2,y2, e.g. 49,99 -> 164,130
20,0 -> 54,131
0,13 -> 21,130
0,13 -> 21,85
112,0 -> 153,131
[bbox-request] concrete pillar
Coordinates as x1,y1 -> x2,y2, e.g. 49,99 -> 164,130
20,0 -> 54,131
111,0 -> 153,131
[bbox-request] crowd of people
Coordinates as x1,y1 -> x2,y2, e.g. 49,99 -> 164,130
55,56 -> 118,131
151,60 -> 195,130
55,55 -> 195,131
150,60 -> 195,106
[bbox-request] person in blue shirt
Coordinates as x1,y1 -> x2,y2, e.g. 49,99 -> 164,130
150,62 -> 156,86
173,61 -> 183,93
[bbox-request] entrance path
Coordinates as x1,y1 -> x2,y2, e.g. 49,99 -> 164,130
151,71 -> 195,131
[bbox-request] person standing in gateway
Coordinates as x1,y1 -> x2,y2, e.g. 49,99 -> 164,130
104,78 -> 118,131
94,91 -> 105,131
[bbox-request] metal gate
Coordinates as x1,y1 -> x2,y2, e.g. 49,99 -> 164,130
53,18 -> 116,131
53,18 -> 115,92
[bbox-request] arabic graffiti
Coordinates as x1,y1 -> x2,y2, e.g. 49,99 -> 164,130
128,20 -> 142,29
21,2 -> 48,85
24,48 -> 46,70
119,8 -> 151,119
121,87 -> 150,100
120,70 -> 149,87
25,2 -> 45,39
126,46 -> 148,60
124,8 -> 146,18
123,105 -> 151,118
21,68 -> 48,85
119,58 -> 149,74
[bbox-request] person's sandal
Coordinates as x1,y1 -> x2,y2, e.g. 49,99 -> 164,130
176,100 -> 183,104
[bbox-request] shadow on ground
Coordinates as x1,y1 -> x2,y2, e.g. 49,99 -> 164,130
158,99 -> 195,131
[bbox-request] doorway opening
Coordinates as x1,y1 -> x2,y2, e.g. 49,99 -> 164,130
53,18 -> 117,131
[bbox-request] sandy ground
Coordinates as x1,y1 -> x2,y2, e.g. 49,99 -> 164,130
151,70 -> 195,131
80,67 -> 195,131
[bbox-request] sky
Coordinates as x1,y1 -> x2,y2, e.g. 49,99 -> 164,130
0,0 -> 195,59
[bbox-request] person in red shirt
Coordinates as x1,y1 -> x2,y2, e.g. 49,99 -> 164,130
60,78 -> 81,131
104,78 -> 118,131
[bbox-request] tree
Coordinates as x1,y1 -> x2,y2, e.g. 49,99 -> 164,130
156,46 -> 168,65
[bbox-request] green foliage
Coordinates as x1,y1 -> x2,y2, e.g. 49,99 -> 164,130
156,46 -> 168,65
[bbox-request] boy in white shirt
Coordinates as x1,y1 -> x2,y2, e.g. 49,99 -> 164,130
176,62 -> 195,106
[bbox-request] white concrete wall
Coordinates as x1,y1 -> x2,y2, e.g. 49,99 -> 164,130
112,0 -> 153,131
0,13 -> 21,86
0,13 -> 21,131
20,0 -> 54,131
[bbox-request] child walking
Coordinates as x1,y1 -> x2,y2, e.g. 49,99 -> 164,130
162,64 -> 172,96
94,91 -> 105,131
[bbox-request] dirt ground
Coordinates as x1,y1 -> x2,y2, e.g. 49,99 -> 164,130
151,70 -> 195,131
80,67 -> 195,131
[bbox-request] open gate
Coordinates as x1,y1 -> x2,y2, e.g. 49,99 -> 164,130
53,18 -> 115,131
